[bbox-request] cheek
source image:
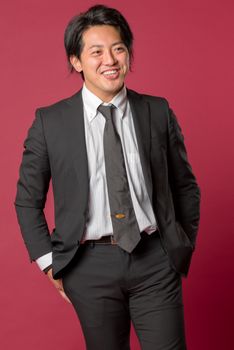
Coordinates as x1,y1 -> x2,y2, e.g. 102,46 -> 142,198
123,61 -> 130,74
123,55 -> 130,71
83,58 -> 101,73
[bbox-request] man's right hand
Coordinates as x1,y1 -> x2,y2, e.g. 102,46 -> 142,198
46,269 -> 72,304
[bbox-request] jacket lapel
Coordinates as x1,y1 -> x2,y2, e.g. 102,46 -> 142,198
127,89 -> 153,205
64,89 -> 89,209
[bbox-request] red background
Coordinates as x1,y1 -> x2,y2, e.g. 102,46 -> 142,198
1,0 -> 233,349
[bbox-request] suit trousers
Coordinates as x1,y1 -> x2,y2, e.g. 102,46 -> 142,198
62,231 -> 187,350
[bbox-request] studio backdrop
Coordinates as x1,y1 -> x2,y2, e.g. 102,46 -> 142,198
1,0 -> 233,349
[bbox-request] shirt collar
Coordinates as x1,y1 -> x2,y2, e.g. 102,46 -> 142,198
82,83 -> 127,123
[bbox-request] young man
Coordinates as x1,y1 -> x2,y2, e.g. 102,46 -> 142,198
15,5 -> 200,350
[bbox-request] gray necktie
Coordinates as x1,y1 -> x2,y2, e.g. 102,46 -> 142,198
98,104 -> 141,253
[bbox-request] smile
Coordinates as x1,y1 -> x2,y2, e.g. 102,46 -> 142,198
102,69 -> 120,79
103,69 -> 119,76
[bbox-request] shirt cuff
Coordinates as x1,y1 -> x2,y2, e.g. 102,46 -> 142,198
43,264 -> 53,274
36,252 -> 52,271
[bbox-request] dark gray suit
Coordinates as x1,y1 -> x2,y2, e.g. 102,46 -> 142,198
15,88 -> 200,280
15,88 -> 201,349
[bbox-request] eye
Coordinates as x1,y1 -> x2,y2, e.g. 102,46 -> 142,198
115,46 -> 125,52
91,50 -> 102,56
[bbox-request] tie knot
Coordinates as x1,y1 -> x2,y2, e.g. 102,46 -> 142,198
98,104 -> 115,120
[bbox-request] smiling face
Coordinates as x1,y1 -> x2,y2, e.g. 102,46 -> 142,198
70,25 -> 130,102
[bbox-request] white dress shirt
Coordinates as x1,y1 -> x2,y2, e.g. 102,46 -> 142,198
36,83 -> 157,271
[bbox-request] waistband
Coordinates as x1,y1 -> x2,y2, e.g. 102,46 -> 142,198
80,230 -> 157,245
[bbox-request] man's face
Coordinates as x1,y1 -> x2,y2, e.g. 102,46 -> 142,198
70,25 -> 130,102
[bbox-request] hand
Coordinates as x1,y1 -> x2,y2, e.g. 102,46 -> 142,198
46,268 -> 72,304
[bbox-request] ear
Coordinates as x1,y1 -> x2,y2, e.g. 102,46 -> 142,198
70,55 -> 83,72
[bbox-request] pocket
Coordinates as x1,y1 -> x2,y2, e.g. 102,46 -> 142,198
175,221 -> 194,251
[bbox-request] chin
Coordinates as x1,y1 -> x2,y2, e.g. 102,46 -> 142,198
106,87 -> 122,96
105,80 -> 124,90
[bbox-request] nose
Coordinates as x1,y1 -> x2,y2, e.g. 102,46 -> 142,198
103,49 -> 117,65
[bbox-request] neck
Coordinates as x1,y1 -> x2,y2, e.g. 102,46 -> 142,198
84,84 -> 125,103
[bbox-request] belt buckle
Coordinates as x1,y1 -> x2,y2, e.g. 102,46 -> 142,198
110,236 -> 117,245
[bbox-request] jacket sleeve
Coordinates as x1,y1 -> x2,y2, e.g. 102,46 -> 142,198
14,109 -> 53,262
166,103 -> 201,247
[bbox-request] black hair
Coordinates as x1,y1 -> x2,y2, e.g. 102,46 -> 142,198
64,4 -> 134,77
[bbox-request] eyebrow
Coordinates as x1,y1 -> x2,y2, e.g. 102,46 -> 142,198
88,41 -> 125,50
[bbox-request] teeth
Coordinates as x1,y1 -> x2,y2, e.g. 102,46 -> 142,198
103,70 -> 117,75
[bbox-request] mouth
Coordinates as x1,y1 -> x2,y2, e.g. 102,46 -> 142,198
102,69 -> 120,79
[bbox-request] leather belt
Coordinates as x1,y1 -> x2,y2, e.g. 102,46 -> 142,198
80,235 -> 118,245
80,231 -> 155,245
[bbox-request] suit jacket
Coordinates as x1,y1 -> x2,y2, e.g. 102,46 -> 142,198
14,88 -> 200,279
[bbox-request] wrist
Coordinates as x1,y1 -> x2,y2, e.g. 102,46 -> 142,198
43,264 -> 53,274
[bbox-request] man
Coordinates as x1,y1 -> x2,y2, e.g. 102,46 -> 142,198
15,4 -> 200,350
